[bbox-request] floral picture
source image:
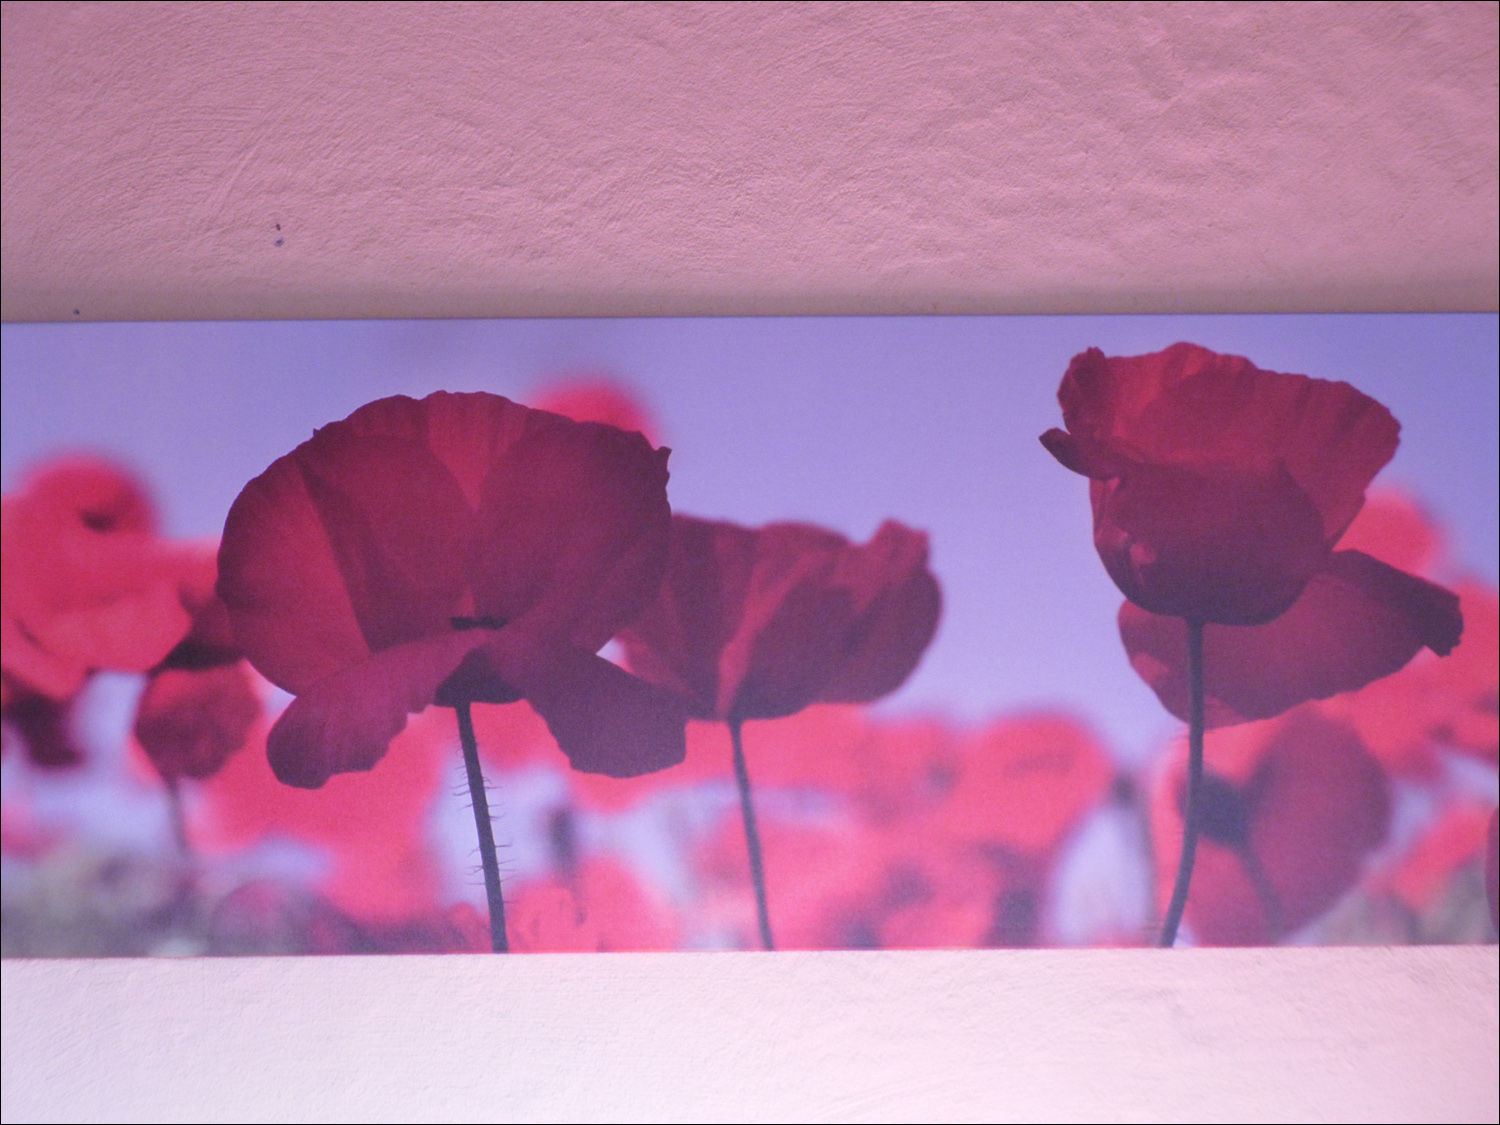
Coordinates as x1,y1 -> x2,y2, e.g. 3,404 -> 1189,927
2,314 -> 1496,955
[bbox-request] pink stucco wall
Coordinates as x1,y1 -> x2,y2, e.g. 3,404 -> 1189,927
3,3 -> 1496,320
2,4 -> 1497,1121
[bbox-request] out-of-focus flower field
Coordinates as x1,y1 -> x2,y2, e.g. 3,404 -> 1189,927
3,319 -> 1496,954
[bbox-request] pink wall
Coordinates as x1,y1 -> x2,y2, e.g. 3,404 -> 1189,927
3,5 -> 1497,1120
4,3 -> 1496,321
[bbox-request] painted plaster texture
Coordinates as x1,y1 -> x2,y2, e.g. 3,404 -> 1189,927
2,2 -> 1497,320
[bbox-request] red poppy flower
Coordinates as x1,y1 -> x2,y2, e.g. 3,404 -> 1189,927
2,457 -> 202,703
1150,708 -> 1391,945
619,515 -> 941,722
1041,342 -> 1418,626
216,392 -> 687,788
506,858 -> 681,952
1040,344 -> 1461,724
938,713 -> 1113,859
133,663 -> 260,783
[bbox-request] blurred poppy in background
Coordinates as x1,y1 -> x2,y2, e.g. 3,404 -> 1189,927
1151,708 -> 1390,944
2,458 -> 215,766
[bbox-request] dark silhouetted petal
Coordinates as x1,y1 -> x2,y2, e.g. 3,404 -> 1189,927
293,428 -> 475,652
730,570 -> 856,720
218,446 -> 374,695
474,413 -> 672,651
618,518 -> 757,718
477,630 -> 687,777
1121,550 -> 1464,726
819,523 -> 943,703
1092,460 -> 1327,624
622,516 -> 941,723
267,631 -> 489,788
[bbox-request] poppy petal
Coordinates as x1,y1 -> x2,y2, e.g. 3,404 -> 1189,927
35,580 -> 193,673
818,523 -> 942,703
292,427 -> 475,652
332,392 -> 528,510
1058,344 -> 1399,545
1094,459 -> 1328,625
1121,550 -> 1465,726
478,631 -> 687,777
218,449 -> 372,694
716,523 -> 847,719
474,412 -> 672,650
619,517 -> 759,718
266,631 -> 489,788
730,579 -> 856,719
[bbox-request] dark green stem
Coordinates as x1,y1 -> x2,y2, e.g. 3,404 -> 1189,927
729,718 -> 775,951
456,700 -> 508,953
1160,618 -> 1206,948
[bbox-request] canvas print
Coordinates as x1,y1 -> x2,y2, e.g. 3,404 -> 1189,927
2,314 -> 1496,956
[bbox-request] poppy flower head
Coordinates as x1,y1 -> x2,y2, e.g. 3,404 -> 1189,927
1151,708 -> 1391,944
2,456 -> 200,702
133,662 -> 260,782
1042,343 -> 1400,625
619,515 -> 942,722
217,392 -> 685,788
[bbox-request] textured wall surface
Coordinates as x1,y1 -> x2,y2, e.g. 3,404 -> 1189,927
3,2 -> 1497,320
2,4 -> 1498,1121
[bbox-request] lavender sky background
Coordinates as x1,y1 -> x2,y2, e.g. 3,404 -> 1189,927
3,314 -> 1496,767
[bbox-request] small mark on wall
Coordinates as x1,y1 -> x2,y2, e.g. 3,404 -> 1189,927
273,222 -> 284,248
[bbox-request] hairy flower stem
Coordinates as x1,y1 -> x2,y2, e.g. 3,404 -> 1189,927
456,700 -> 508,953
1160,619 -> 1206,947
729,718 -> 775,950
